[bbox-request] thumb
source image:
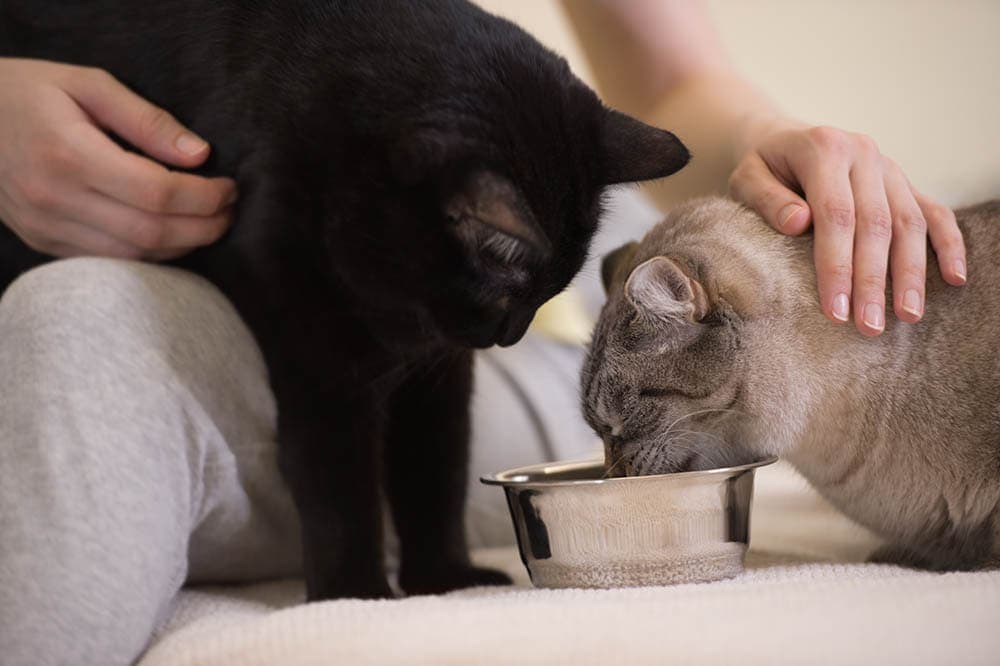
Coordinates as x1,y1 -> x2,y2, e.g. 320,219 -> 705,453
729,153 -> 811,235
62,66 -> 211,168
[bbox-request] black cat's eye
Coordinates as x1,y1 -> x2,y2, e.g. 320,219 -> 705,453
479,227 -> 529,265
452,213 -> 533,267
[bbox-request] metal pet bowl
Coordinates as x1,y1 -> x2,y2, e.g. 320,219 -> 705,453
481,457 -> 776,589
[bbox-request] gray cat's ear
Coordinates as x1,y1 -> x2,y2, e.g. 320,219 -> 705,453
600,109 -> 690,185
625,256 -> 708,322
601,241 -> 639,295
446,171 -> 551,259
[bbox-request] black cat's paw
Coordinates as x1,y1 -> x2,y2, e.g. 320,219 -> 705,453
400,563 -> 512,596
306,575 -> 395,602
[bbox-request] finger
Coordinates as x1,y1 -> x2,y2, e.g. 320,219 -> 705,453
848,154 -> 893,336
26,217 -> 144,260
728,153 -> 812,235
797,157 -> 856,325
70,123 -> 237,216
914,190 -> 966,286
59,190 -> 232,253
143,246 -> 199,261
62,67 -> 212,168
883,162 -> 927,324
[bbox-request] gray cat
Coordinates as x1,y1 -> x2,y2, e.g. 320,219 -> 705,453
582,196 -> 1000,571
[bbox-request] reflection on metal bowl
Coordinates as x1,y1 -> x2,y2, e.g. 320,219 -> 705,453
481,457 -> 777,589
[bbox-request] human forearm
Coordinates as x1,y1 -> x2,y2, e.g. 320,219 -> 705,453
631,72 -> 783,210
563,0 -> 966,337
562,0 -> 779,207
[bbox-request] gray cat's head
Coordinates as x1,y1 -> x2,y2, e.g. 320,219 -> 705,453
581,197 -> 817,476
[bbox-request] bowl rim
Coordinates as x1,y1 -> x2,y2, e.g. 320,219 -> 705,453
480,456 -> 778,488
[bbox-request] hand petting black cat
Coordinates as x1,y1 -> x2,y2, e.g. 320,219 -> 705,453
0,0 -> 689,599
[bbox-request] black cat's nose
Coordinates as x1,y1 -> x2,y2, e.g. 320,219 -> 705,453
496,311 -> 533,347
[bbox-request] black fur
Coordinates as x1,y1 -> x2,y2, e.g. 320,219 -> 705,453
0,0 -> 689,599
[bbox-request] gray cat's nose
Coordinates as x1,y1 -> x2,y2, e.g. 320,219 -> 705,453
605,434 -> 635,459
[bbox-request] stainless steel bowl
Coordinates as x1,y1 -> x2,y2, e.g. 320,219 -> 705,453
481,457 -> 776,589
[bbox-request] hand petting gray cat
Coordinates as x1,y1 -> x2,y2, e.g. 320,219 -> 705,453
583,196 -> 1000,571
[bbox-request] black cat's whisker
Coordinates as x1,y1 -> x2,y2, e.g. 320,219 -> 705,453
365,356 -> 427,390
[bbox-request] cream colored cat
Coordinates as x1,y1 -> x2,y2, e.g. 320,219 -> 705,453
582,196 -> 1000,570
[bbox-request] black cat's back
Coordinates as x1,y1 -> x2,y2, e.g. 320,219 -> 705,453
0,2 -> 229,103
0,0 -> 589,196
0,0 -> 694,600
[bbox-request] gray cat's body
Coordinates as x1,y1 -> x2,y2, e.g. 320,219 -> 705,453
583,196 -> 1000,570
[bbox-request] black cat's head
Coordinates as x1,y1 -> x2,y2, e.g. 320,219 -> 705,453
315,3 -> 689,350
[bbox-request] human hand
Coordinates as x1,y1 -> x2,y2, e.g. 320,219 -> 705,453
0,58 -> 236,260
728,116 -> 966,336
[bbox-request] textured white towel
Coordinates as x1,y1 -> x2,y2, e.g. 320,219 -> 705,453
140,463 -> 1000,665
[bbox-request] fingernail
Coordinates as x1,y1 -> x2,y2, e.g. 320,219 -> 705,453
175,132 -> 208,156
953,259 -> 967,283
778,203 -> 802,229
902,289 -> 922,317
903,289 -> 923,317
832,293 -> 850,322
863,303 -> 884,331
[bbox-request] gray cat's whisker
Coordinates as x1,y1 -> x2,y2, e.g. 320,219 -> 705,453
664,408 -> 745,434
667,428 -> 729,450
582,196 -> 1000,571
602,451 -> 633,479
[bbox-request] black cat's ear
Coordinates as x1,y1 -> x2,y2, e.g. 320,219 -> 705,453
600,241 -> 639,295
600,109 -> 690,185
446,171 -> 551,259
625,256 -> 708,322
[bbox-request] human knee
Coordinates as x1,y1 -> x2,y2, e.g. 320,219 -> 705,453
2,258 -> 149,342
0,257 -> 247,367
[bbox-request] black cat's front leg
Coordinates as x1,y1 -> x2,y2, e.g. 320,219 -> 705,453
385,349 -> 511,595
194,281 -> 393,601
187,171 -> 393,600
277,391 -> 393,601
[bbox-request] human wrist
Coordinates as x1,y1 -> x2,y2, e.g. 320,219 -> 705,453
731,112 -> 804,165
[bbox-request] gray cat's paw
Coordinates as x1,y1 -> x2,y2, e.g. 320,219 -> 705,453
868,542 -> 998,571
867,543 -> 914,567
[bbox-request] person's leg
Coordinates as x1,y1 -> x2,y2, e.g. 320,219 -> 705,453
0,258 -> 298,666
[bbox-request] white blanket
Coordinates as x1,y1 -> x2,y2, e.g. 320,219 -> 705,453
140,463 -> 1000,665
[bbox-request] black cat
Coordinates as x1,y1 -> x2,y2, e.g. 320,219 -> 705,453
0,0 -> 689,599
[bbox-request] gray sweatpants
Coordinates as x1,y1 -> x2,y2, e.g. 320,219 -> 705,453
0,258 -> 594,666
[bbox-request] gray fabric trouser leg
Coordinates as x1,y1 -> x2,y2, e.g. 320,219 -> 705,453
0,258 -> 301,666
0,257 -> 594,666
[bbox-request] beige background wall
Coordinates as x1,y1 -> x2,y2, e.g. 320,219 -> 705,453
475,1 -> 1000,208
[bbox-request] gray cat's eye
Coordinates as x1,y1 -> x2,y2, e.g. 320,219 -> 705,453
638,387 -> 683,398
